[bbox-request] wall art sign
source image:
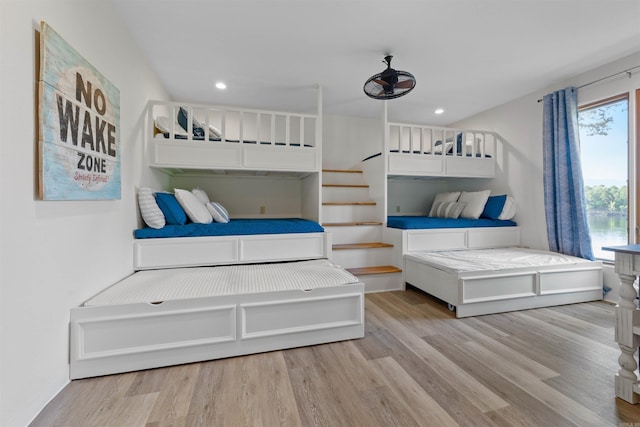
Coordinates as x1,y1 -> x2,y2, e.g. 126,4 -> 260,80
38,21 -> 121,200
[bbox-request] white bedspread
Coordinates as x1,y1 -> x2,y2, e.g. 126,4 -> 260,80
405,247 -> 591,274
85,259 -> 359,306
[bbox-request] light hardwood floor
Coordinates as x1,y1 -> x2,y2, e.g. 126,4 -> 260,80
32,288 -> 640,426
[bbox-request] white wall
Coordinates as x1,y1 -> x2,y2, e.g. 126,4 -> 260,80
0,1 -> 169,425
323,114 -> 383,170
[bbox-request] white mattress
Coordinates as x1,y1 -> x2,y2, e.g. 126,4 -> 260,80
85,259 -> 359,306
405,247 -> 591,274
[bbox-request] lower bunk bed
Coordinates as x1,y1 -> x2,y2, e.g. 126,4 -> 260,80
70,258 -> 364,379
404,247 -> 603,318
133,218 -> 329,270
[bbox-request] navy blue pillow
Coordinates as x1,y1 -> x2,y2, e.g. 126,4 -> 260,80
155,193 -> 187,225
481,195 -> 507,220
177,107 -> 205,137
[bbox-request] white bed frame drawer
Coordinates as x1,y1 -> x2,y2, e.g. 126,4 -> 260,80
239,234 -> 326,263
134,232 -> 329,270
241,293 -> 363,339
539,267 -> 603,295
462,272 -> 536,303
74,305 -> 236,360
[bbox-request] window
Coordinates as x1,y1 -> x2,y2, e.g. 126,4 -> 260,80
578,94 -> 629,261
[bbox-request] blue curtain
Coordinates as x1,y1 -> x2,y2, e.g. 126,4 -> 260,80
542,87 -> 594,260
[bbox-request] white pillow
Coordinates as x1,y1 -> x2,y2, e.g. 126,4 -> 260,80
137,187 -> 165,229
434,201 -> 466,219
498,196 -> 516,220
428,192 -> 461,216
458,190 -> 491,219
191,187 -> 210,205
154,116 -> 188,138
185,110 -> 222,138
207,202 -> 230,223
174,188 -> 213,224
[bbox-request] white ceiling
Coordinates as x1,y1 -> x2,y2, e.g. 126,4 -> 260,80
112,0 -> 640,126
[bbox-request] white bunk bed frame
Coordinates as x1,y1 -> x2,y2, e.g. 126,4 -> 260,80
146,96 -> 322,175
70,91 -> 366,379
137,90 -> 325,270
383,226 -> 603,318
386,122 -> 497,178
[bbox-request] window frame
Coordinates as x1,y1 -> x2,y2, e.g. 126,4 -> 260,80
578,92 -> 631,260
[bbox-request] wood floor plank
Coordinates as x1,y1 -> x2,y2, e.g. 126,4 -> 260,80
368,357 -> 460,426
31,296 -> 640,427
145,363 -> 200,426
365,296 -> 510,413
426,333 -> 585,427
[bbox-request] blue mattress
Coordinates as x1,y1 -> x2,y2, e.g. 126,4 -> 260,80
135,218 -> 324,239
387,216 -> 516,229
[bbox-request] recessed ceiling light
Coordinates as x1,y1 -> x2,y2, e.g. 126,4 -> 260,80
434,108 -> 444,115
215,82 -> 227,90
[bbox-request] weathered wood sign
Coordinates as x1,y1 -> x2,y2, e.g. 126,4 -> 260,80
38,21 -> 120,200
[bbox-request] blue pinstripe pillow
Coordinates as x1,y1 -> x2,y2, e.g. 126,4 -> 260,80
207,202 -> 230,223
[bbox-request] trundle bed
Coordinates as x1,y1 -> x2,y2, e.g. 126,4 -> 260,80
383,216 -> 602,317
70,259 -> 364,379
70,95 -> 367,379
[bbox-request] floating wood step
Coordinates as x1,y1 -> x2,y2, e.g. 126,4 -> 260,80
322,184 -> 369,188
333,242 -> 393,250
322,169 -> 363,174
322,222 -> 383,227
347,266 -> 402,276
323,201 -> 376,206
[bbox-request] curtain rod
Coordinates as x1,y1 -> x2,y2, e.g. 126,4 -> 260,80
536,64 -> 640,102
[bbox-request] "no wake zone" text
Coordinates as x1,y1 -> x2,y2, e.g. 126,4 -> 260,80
56,72 -> 117,174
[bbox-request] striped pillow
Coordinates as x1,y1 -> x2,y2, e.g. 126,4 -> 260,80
434,201 -> 466,219
137,187 -> 165,229
207,202 -> 230,223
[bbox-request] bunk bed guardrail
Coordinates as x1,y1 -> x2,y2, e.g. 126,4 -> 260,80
147,100 -> 321,173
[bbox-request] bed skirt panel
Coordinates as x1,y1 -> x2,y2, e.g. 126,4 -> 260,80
70,285 -> 364,379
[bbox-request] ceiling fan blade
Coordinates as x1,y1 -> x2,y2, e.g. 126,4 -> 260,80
373,79 -> 387,86
376,89 -> 386,97
395,80 -> 415,89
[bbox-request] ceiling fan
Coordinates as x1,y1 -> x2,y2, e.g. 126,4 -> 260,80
363,55 -> 416,100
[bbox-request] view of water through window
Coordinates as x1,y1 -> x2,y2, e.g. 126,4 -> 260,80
579,97 -> 629,260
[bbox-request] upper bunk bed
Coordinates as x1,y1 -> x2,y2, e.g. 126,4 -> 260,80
146,94 -> 322,176
383,122 -> 497,178
361,100 -> 498,180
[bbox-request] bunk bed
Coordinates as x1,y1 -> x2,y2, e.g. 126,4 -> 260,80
136,99 -> 325,270
147,100 -> 321,174
69,94 -> 365,379
364,114 -> 603,317
370,122 -> 498,178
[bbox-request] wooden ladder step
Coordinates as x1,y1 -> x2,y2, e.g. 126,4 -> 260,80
323,201 -> 376,206
333,242 -> 393,250
347,266 -> 403,276
322,169 -> 363,174
322,221 -> 383,227
322,184 -> 369,188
